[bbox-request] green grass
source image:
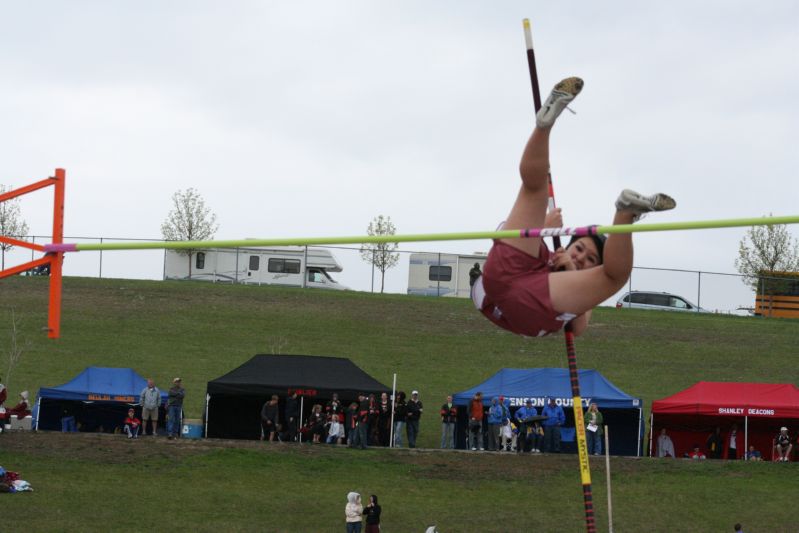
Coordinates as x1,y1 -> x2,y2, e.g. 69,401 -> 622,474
1,275 -> 799,531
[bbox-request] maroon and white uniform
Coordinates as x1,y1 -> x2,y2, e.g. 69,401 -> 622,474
472,240 -> 575,337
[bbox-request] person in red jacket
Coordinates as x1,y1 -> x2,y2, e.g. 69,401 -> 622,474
123,408 -> 141,439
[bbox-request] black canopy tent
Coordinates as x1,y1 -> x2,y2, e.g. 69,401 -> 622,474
205,354 -> 390,440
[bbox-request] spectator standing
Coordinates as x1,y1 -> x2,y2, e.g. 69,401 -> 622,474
60,405 -> 78,433
284,391 -> 300,442
406,390 -> 423,448
346,401 -> 360,447
440,395 -> 457,449
326,393 -> 343,419
515,399 -> 538,453
377,392 -> 392,447
123,408 -> 141,439
0,377 -> 6,409
706,427 -> 723,459
362,494 -> 382,533
726,424 -> 739,460
260,395 -> 280,442
542,398 -> 565,453
139,378 -> 161,437
656,428 -> 675,458
357,393 -> 370,449
775,426 -> 792,461
393,392 -> 407,448
468,392 -> 485,451
469,262 -> 482,287
367,394 -> 380,446
487,397 -> 503,451
584,403 -> 604,456
345,492 -> 363,533
166,378 -> 184,440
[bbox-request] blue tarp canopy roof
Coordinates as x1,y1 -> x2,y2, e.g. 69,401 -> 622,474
452,368 -> 641,410
37,366 -> 168,403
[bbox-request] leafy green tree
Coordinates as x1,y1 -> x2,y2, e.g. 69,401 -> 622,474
360,215 -> 399,293
735,217 -> 799,316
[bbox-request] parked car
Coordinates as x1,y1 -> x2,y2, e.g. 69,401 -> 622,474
615,291 -> 709,312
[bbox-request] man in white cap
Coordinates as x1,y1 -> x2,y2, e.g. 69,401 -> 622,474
166,378 -> 185,440
775,426 -> 792,461
406,390 -> 423,448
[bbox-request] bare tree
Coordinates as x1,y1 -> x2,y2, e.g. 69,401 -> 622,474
735,217 -> 799,316
0,184 -> 30,270
161,188 -> 219,278
5,309 -> 29,391
360,215 -> 399,293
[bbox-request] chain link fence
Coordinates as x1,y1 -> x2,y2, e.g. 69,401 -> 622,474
2,235 -> 764,315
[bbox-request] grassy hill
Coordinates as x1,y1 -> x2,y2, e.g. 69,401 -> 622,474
1,276 -> 798,531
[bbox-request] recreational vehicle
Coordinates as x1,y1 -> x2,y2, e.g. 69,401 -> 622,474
407,252 -> 487,298
163,246 -> 349,290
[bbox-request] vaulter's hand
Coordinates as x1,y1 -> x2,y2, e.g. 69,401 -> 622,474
551,247 -> 576,271
544,208 -> 563,228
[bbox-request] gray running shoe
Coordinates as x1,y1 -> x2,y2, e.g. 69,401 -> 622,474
536,77 -> 584,129
615,189 -> 676,222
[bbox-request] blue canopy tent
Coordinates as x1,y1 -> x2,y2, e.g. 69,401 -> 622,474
452,368 -> 644,456
33,367 -> 168,433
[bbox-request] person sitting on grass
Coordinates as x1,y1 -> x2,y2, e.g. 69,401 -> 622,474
472,77 -> 676,338
123,408 -> 141,439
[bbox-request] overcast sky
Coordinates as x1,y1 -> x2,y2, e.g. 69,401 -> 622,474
2,1 -> 797,310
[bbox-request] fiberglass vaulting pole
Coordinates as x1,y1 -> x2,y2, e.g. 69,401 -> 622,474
524,19 -> 596,533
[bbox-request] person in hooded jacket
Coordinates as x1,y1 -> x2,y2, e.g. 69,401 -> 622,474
487,397 -> 504,451
345,491 -> 363,533
362,494 -> 381,533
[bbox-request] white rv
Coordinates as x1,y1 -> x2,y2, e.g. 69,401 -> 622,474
407,252 -> 487,298
163,246 -> 349,290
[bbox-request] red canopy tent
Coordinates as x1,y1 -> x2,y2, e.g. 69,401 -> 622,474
650,382 -> 799,461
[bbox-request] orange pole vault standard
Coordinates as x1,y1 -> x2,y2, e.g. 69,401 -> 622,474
0,168 -> 65,339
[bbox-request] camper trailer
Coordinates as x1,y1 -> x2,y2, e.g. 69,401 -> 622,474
163,246 -> 349,290
407,252 -> 487,298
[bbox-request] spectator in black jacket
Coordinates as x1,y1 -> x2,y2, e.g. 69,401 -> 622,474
284,391 -> 300,442
393,392 -> 407,448
363,494 -> 382,533
440,395 -> 457,449
406,390 -> 424,448
260,395 -> 280,441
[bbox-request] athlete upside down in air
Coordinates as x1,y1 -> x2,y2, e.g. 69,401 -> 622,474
472,77 -> 676,337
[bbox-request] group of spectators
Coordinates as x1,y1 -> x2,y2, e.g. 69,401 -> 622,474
455,392 -> 597,454
260,390 -> 424,449
655,426 -> 796,461
0,377 -> 31,430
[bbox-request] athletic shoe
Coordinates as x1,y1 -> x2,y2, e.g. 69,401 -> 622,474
471,447 -> 477,451
536,77 -> 584,129
615,189 -> 676,222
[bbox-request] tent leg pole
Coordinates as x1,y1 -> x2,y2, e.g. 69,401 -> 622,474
744,416 -> 748,461
604,425 -> 613,533
299,397 -> 304,443
204,394 -> 210,439
648,413 -> 654,457
389,373 -> 397,448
